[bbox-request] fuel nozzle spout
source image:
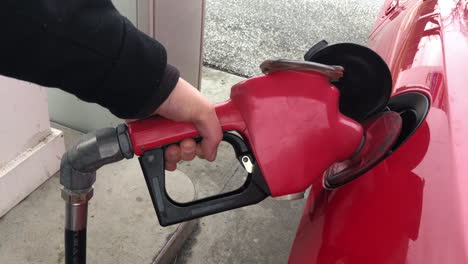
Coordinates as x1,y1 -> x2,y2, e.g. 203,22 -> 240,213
324,111 -> 402,189
302,40 -> 403,189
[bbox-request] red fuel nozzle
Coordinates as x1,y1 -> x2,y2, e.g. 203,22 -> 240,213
129,66 -> 364,197
126,59 -> 400,226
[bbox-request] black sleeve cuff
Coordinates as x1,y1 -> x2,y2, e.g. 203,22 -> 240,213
134,64 -> 180,118
97,18 -> 180,119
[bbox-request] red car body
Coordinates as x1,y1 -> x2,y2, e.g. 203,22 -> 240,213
288,0 -> 468,263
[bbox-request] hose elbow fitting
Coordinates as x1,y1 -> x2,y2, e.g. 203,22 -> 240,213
60,124 -> 134,190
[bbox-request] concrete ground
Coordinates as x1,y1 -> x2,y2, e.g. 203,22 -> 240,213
204,0 -> 385,77
0,123 -> 196,264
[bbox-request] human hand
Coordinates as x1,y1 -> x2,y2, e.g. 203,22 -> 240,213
153,78 -> 222,171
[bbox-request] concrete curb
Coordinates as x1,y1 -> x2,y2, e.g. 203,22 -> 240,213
152,220 -> 198,264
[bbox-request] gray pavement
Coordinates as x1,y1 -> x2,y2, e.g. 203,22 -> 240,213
0,124 -> 196,264
204,0 -> 385,77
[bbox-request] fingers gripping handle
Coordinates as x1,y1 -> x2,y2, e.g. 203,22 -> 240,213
128,101 -> 247,156
139,133 -> 271,226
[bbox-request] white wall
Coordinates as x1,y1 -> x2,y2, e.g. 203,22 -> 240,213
153,0 -> 205,88
0,78 -> 51,165
0,76 -> 65,217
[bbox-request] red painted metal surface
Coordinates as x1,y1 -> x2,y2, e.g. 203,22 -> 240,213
289,0 -> 468,263
128,70 -> 364,197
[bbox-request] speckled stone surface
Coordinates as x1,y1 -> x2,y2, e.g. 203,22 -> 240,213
204,0 -> 385,77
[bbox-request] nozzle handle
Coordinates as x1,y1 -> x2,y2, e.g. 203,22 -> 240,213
139,132 -> 271,226
128,101 -> 246,156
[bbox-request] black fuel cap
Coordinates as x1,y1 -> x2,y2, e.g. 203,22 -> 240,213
305,41 -> 392,123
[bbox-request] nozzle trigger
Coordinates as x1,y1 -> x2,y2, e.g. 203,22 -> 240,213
139,132 -> 271,226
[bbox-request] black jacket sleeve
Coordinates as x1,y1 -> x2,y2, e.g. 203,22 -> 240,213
0,0 -> 180,119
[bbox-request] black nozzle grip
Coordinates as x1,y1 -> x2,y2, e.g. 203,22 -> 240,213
139,133 -> 271,226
